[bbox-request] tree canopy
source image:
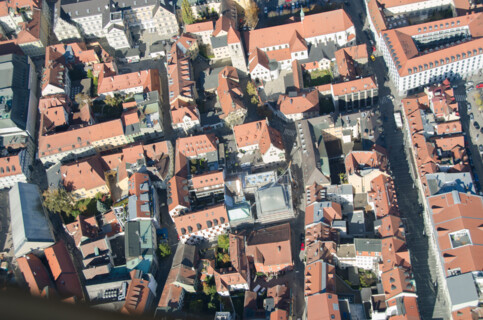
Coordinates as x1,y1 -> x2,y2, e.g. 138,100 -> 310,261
217,234 -> 230,251
42,188 -> 75,216
158,242 -> 172,258
181,0 -> 195,25
244,0 -> 259,30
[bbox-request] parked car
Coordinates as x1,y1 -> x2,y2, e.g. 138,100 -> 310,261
300,233 -> 305,242
476,82 -> 483,89
479,144 -> 483,153
470,113 -> 474,120
301,243 -> 305,251
474,121 -> 480,129
480,127 -> 483,134
468,103 -> 472,111
264,7 -> 267,13
466,81 -> 474,87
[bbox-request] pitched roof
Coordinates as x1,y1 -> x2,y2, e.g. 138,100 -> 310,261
44,241 -> 83,299
167,44 -> 195,103
332,76 -> 377,97
377,214 -> 405,239
233,120 -> 284,155
304,260 -> 336,296
245,10 -> 354,53
276,89 -> 319,116
216,66 -> 245,119
65,215 -> 99,247
386,296 -> 420,320
427,191 -> 483,275
38,119 -> 124,158
305,201 -> 342,226
306,293 -> 341,320
368,174 -> 399,218
335,44 -> 368,79
381,267 -> 416,300
17,254 -> 52,296
157,283 -> 184,311
61,155 -> 106,192
246,223 -> 292,269
167,175 -> 190,212
185,20 -> 214,33
191,171 -> 224,190
248,47 -> 270,73
381,13 -> 483,77
381,237 -> 411,273
170,100 -> 199,124
173,204 -> 228,237
122,273 -> 153,315
176,134 -> 217,158
0,154 -> 23,178
98,69 -> 160,95
345,148 -> 387,176
212,15 -> 235,37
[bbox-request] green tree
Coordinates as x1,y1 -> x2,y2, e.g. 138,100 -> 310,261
158,242 -> 172,258
207,301 -> 216,311
43,188 -> 75,216
96,199 -> 109,214
246,81 -> 257,96
181,0 -> 195,25
86,69 -> 94,79
217,234 -> 230,251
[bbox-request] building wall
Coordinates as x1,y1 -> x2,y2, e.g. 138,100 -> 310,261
0,173 -> 27,189
105,25 -> 131,50
213,45 -> 230,59
383,0 -> 452,15
381,35 -> 483,95
72,14 -> 104,39
39,145 -> 96,166
261,144 -> 285,164
54,17 -> 82,42
153,6 -> 179,39
254,262 -> 292,274
72,184 -> 110,200
355,253 -> 380,271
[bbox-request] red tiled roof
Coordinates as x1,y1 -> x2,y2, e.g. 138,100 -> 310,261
246,10 -> 353,53
345,148 -> 387,176
305,202 -> 342,226
38,119 -> 124,158
428,192 -> 483,275
17,254 -> 52,297
65,215 -> 99,247
176,134 -> 217,158
386,296 -> 420,320
191,171 -> 224,190
270,309 -> 288,320
377,214 -> 405,239
173,204 -> 228,237
158,283 -> 184,310
186,21 -> 214,33
44,241 -> 83,299
217,66 -> 245,119
335,44 -> 368,79
233,120 -> 284,155
306,293 -> 341,320
121,275 -> 152,315
381,267 -> 415,300
61,155 -> 106,192
98,69 -> 160,95
381,237 -> 411,273
276,89 -> 319,116
246,223 -> 293,271
331,76 -> 377,97
368,174 -> 399,218
213,15 -> 235,37
0,155 -> 22,178
382,13 -> 483,77
304,261 -> 336,296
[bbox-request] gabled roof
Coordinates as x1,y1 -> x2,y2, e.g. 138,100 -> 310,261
304,260 -> 336,296
61,155 -> 106,192
98,69 -> 160,95
245,9 -> 353,53
217,66 -> 245,119
0,154 -> 23,178
306,293 -> 341,320
345,148 -> 387,176
381,267 -> 416,300
381,236 -> 411,273
17,254 -> 52,296
212,15 -> 235,37
44,241 -> 83,299
368,174 -> 399,218
305,201 -> 342,226
176,134 -> 217,158
167,175 -> 190,212
276,89 -> 319,116
170,99 -> 199,125
65,215 -> 99,247
185,20 -> 214,33
122,272 -> 153,315
427,191 -> 483,275
248,47 -> 270,73
246,223 -> 292,269
173,204 -> 228,237
377,214 -> 405,239
191,171 -> 224,190
233,120 -> 284,155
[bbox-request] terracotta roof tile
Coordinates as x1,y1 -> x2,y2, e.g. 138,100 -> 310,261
44,241 -> 83,299
368,174 -> 399,218
381,267 -> 415,300
306,293 -> 341,320
233,120 -> 284,155
191,171 -> 224,190
331,76 -> 377,97
0,155 -> 22,178
217,66 -> 245,119
173,204 -> 228,237
185,21 -> 214,33
17,254 -> 52,296
98,69 -> 160,95
304,261 -> 336,296
276,89 -> 319,116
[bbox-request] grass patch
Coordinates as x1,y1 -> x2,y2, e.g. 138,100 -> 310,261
305,69 -> 333,86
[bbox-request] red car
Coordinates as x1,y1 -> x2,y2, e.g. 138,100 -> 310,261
301,243 -> 305,251
477,83 -> 483,89
372,46 -> 376,52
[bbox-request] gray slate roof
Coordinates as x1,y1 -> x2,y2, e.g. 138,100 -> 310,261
211,35 -> 227,49
447,272 -> 479,307
426,172 -> 475,196
9,183 -> 55,257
